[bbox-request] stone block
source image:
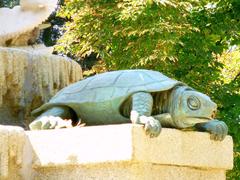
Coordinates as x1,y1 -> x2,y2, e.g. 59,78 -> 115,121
0,124 -> 233,179
25,124 -> 233,179
0,125 -> 29,180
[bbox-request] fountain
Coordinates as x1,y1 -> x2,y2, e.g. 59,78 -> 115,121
0,0 -> 82,128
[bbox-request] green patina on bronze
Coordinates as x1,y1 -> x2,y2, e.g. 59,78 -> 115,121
30,69 -> 228,140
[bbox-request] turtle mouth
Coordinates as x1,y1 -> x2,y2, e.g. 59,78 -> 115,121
183,116 -> 212,126
187,109 -> 216,122
188,116 -> 212,121
175,116 -> 211,129
188,116 -> 211,120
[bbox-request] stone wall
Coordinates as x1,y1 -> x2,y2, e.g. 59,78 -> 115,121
0,124 -> 233,180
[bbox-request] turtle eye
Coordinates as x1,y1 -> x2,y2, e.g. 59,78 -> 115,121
187,96 -> 201,110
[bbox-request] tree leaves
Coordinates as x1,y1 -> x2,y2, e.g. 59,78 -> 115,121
55,1 -> 240,177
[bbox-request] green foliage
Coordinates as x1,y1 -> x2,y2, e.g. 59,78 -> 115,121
219,51 -> 240,179
228,152 -> 240,179
56,0 -> 193,70
0,0 -> 19,8
56,0 -> 240,177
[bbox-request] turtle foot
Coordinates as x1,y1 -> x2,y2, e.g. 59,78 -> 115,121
206,120 -> 228,141
29,116 -> 73,130
141,116 -> 162,138
195,120 -> 228,141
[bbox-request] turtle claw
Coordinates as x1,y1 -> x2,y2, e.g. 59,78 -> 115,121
29,116 -> 73,130
204,120 -> 228,141
143,117 -> 162,138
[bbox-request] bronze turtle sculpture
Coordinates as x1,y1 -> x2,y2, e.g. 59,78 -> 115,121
29,69 -> 228,140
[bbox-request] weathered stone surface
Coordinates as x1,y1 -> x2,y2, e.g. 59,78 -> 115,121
0,124 -> 234,180
26,124 -> 233,169
33,163 -> 226,180
13,44 -> 54,54
0,47 -> 82,128
0,125 -> 27,180
132,126 -> 233,169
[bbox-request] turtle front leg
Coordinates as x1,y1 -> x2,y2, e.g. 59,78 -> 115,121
29,106 -> 76,130
194,120 -> 228,141
130,92 -> 161,138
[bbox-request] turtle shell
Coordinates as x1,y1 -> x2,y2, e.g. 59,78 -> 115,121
32,69 -> 183,123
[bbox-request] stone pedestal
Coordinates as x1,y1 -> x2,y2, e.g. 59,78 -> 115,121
0,124 -> 233,180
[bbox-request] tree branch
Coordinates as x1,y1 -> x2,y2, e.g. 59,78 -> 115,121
233,72 -> 240,81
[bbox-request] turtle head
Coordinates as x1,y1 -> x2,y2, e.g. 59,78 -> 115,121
169,86 -> 217,128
